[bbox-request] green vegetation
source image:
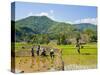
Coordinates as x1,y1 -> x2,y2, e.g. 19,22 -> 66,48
15,42 -> 97,65
12,16 -> 97,44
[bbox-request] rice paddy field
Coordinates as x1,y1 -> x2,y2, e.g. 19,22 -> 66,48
12,42 -> 97,73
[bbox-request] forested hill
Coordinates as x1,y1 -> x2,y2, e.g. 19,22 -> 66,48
15,16 -> 57,34
11,16 -> 97,42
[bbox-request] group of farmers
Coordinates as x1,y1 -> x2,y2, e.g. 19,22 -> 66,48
31,45 -> 54,59
31,37 -> 82,59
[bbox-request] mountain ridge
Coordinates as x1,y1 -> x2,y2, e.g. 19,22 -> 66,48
11,16 -> 97,42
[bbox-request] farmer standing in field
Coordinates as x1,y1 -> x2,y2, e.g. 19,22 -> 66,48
76,38 -> 81,54
76,43 -> 81,54
50,48 -> 54,59
37,45 -> 40,56
31,46 -> 34,57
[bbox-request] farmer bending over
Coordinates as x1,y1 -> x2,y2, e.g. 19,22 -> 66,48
41,48 -> 47,56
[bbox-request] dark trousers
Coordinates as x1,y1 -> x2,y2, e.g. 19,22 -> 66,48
37,51 -> 39,56
50,52 -> 54,59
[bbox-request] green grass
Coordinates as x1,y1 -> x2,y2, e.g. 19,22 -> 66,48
14,42 -> 97,66
58,44 -> 97,55
57,43 -> 97,65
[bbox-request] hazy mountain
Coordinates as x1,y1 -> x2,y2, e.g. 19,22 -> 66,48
74,23 -> 97,31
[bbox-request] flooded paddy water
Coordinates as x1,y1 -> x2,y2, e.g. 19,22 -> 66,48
14,54 -> 97,73
12,44 -> 97,73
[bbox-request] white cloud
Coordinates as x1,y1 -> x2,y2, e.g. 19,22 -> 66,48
74,18 -> 97,25
27,12 -> 33,16
36,12 -> 49,16
36,12 -> 55,20
27,10 -> 55,20
27,12 -> 49,16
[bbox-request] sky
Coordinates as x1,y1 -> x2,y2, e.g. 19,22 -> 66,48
11,2 -> 97,24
